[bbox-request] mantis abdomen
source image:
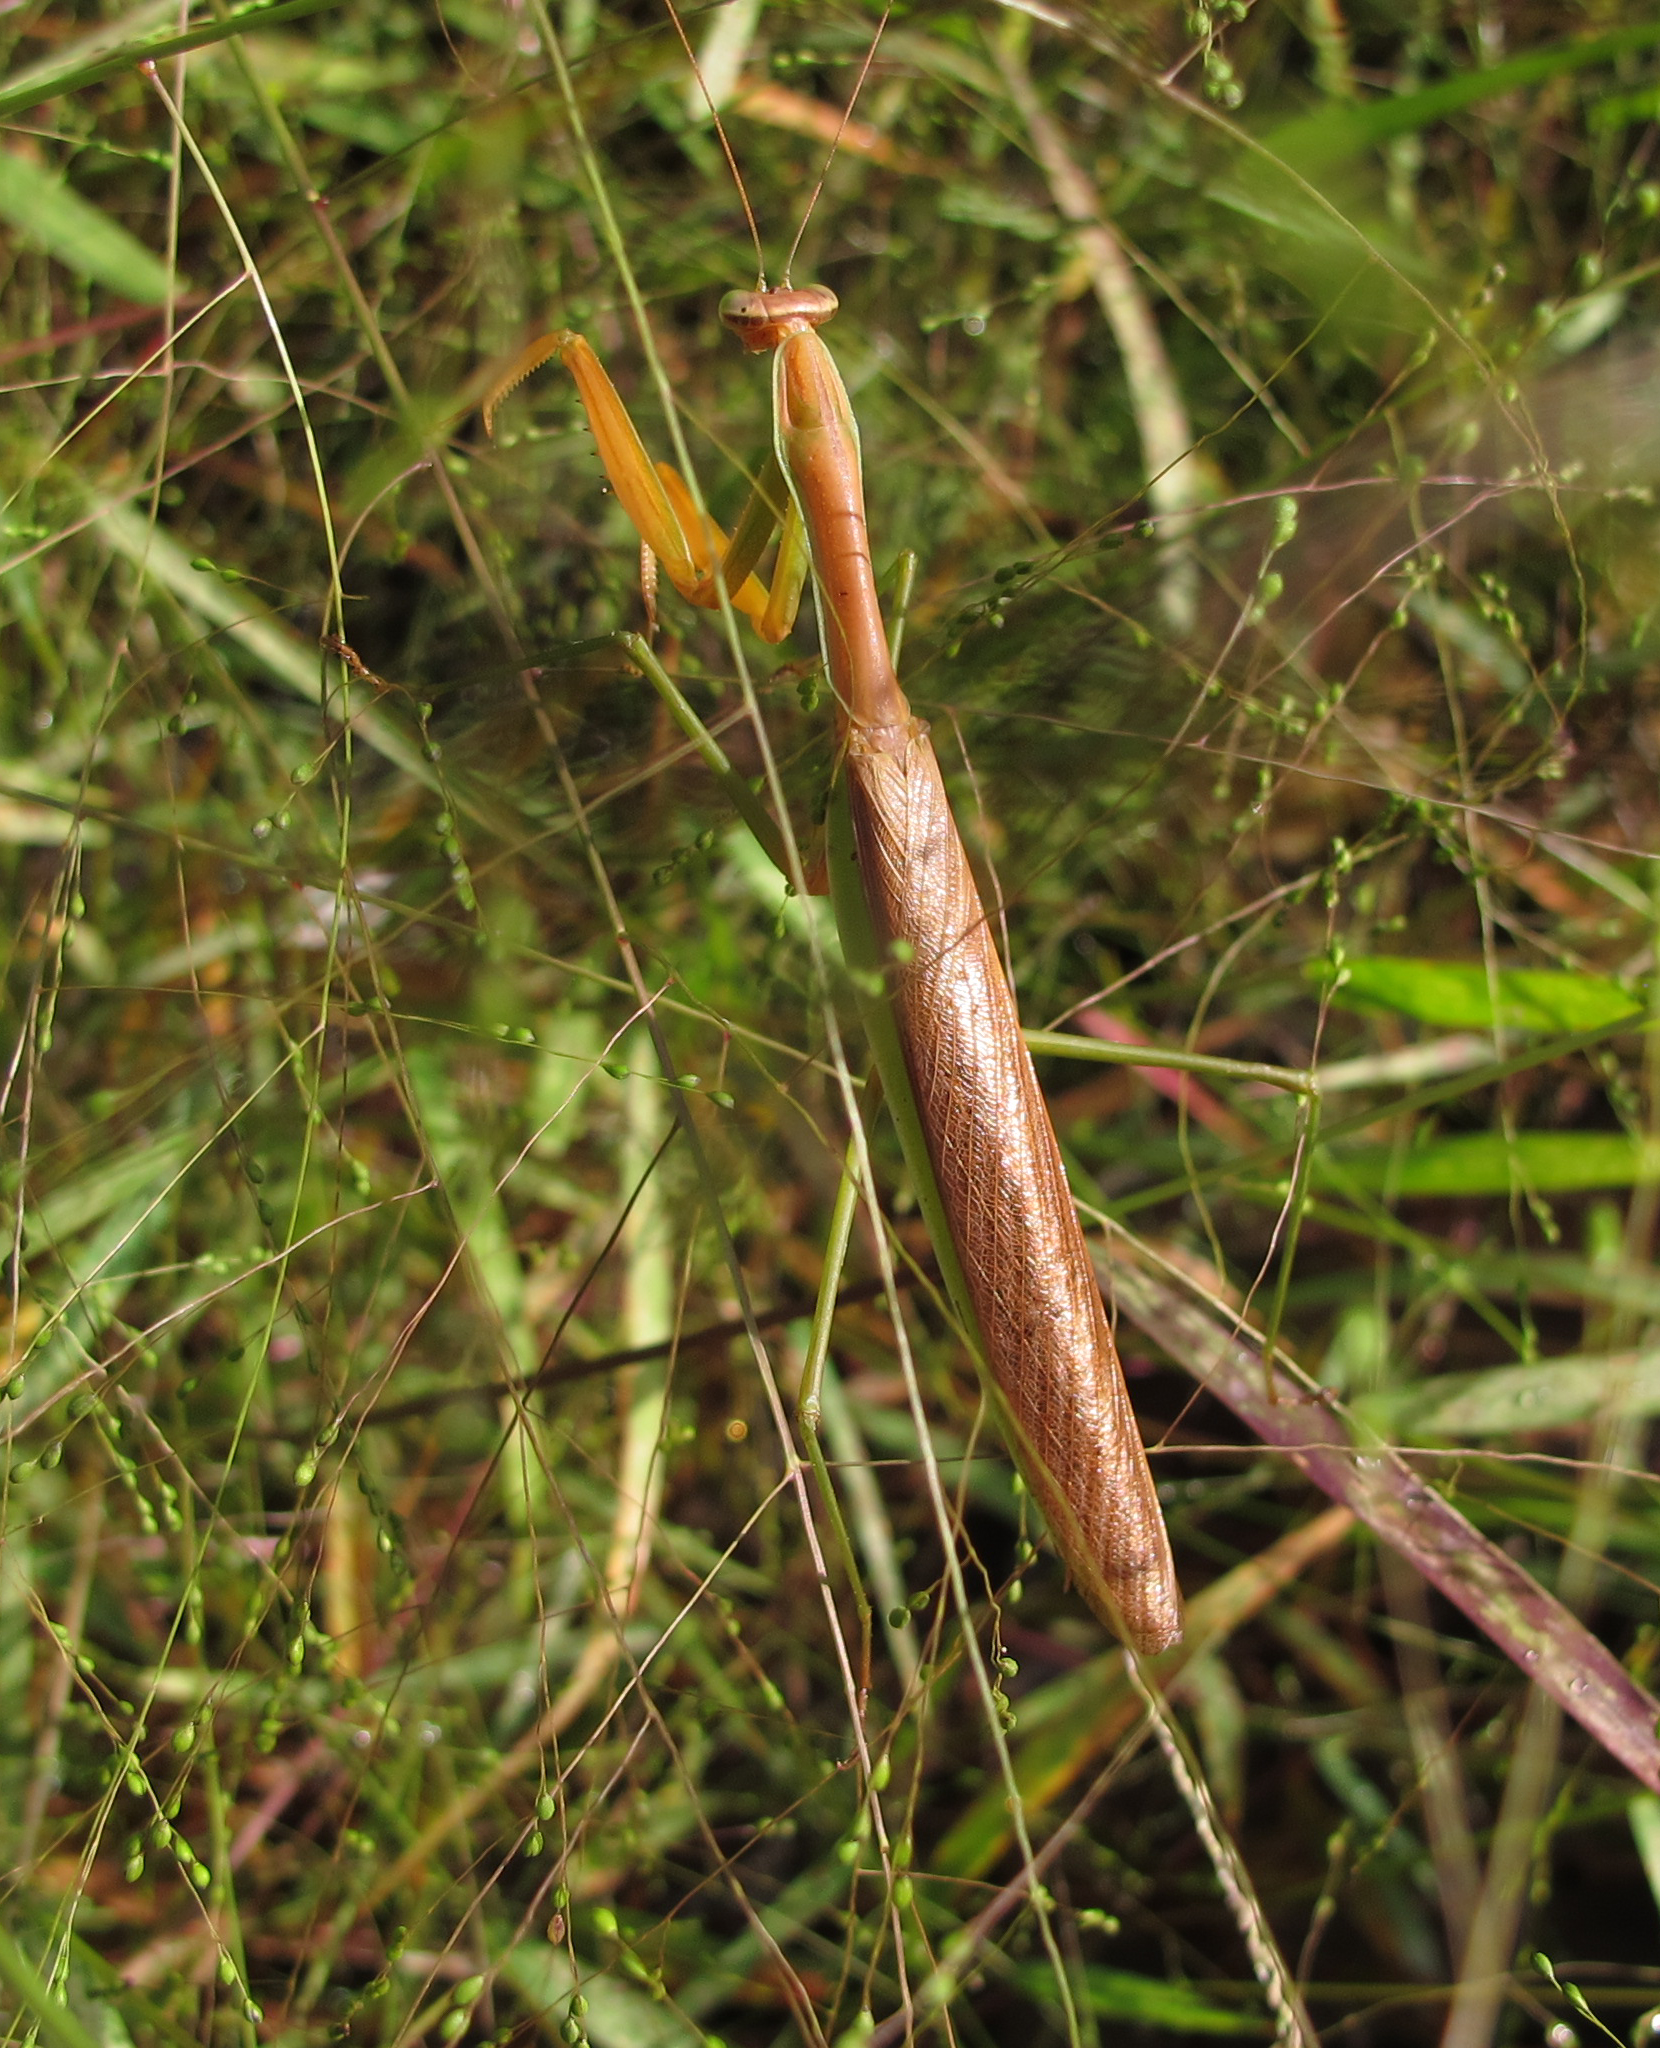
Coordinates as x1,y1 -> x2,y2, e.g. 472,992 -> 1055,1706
843,720 -> 1182,1655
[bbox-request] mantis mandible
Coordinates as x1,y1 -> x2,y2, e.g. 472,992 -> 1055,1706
488,278 -> 1183,1656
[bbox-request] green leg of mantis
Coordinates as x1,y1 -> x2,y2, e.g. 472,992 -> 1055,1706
796,1139 -> 872,1686
617,631 -> 790,878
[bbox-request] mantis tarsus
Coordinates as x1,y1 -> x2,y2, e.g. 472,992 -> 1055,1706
490,278 -> 1183,1656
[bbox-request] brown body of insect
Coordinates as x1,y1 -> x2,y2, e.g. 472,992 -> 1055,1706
754,287 -> 1184,1655
843,727 -> 1182,1655
493,281 -> 1182,1653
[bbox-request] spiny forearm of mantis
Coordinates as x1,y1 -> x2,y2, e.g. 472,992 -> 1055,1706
488,283 -> 1181,1655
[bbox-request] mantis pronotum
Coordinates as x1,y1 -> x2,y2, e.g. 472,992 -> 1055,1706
488,236 -> 1182,1659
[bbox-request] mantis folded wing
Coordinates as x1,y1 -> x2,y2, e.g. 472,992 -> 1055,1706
489,284 -> 1182,1654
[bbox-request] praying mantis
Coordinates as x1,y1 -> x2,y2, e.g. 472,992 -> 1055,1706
487,274 -> 1183,1656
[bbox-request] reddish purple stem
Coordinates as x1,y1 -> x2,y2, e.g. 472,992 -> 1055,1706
1109,1257 -> 1660,1791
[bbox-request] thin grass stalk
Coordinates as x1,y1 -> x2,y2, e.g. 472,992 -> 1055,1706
813,1349 -> 921,1692
994,20 -> 1209,633
1128,1659 -> 1319,2048
1379,1545 -> 1481,1971
795,1144 -> 883,1685
608,1053 -> 673,1606
17,1490 -> 101,1866
1439,1686 -> 1564,2048
937,1505 -> 1356,1882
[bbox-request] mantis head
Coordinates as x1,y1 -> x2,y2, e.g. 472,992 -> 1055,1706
719,284 -> 839,354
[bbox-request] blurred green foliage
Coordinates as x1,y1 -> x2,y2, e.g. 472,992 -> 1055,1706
4,2 -> 1660,2042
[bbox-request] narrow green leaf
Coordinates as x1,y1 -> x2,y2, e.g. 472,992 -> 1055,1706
24,1127 -> 196,1246
494,1934 -> 703,2046
1262,22 -> 1660,170
1629,1793 -> 1660,1919
0,150 -> 171,301
1327,956 -> 1641,1033
938,184 -> 1057,241
1391,1349 -> 1660,1436
1330,1129 -> 1658,1196
0,0 -> 337,123
0,1926 -> 104,2048
1016,1962 -> 1265,2034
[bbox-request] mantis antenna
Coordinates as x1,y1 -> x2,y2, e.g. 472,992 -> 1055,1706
662,0 -> 894,288
660,0 -> 768,286
782,6 -> 893,285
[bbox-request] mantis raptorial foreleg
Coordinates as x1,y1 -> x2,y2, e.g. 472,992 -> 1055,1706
485,329 -> 809,643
